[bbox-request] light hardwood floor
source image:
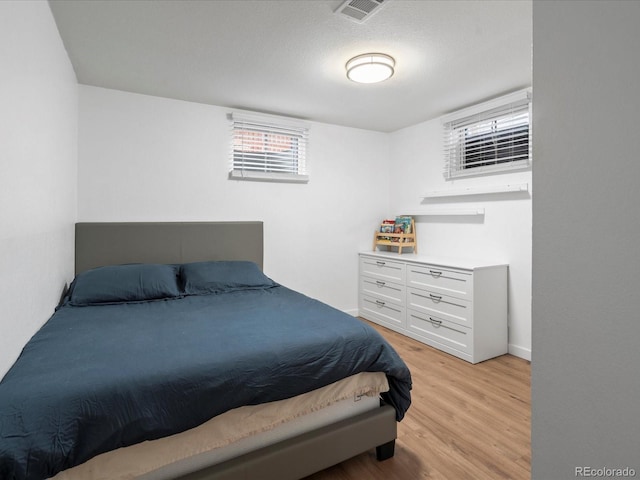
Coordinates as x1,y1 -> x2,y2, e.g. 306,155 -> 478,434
306,320 -> 531,480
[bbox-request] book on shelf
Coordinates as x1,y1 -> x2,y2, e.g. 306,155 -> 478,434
379,219 -> 395,241
393,216 -> 413,242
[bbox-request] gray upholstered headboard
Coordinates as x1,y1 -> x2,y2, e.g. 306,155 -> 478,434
75,222 -> 263,274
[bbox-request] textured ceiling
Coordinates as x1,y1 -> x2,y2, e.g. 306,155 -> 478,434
49,0 -> 532,132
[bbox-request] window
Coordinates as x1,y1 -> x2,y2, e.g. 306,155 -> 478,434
229,112 -> 309,183
443,89 -> 531,179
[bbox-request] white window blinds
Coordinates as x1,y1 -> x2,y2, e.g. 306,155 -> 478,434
229,112 -> 309,183
443,89 -> 532,179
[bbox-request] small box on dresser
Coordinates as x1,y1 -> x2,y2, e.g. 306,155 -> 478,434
359,252 -> 508,364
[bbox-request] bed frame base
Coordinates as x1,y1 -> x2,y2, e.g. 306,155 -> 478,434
177,404 -> 397,480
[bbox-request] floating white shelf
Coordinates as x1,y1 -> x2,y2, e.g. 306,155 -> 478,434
402,207 -> 485,216
422,183 -> 529,199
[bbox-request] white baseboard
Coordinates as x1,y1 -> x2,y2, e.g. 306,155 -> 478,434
343,308 -> 359,317
508,343 -> 531,361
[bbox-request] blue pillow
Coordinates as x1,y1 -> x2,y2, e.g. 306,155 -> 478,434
69,263 -> 181,306
180,261 -> 276,295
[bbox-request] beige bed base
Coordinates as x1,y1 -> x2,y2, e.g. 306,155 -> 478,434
73,222 -> 398,479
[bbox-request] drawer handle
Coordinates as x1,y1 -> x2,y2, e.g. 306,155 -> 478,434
429,294 -> 442,302
376,261 -> 386,266
429,270 -> 442,278
375,300 -> 386,307
376,280 -> 386,287
429,317 -> 442,327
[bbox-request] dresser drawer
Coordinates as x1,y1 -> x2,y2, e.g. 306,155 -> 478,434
407,287 -> 471,328
407,310 -> 472,355
359,276 -> 405,306
407,264 -> 471,299
360,294 -> 405,328
360,256 -> 406,284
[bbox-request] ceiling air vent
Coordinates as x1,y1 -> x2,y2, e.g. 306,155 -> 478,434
335,0 -> 388,24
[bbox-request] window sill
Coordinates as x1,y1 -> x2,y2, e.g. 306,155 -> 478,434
229,170 -> 309,183
444,161 -> 531,180
423,183 -> 529,198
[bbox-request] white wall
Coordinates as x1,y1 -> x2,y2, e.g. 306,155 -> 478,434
0,1 -> 78,377
389,118 -> 532,359
78,86 -> 390,311
532,1 -> 640,478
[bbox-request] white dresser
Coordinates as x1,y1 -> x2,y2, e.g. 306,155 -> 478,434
359,252 -> 508,364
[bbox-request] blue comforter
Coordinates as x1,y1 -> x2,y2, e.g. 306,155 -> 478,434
0,286 -> 411,479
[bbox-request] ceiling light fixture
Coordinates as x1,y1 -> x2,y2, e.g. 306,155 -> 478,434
346,53 -> 395,84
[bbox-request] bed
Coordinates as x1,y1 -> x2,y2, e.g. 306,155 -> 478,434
0,222 -> 412,480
